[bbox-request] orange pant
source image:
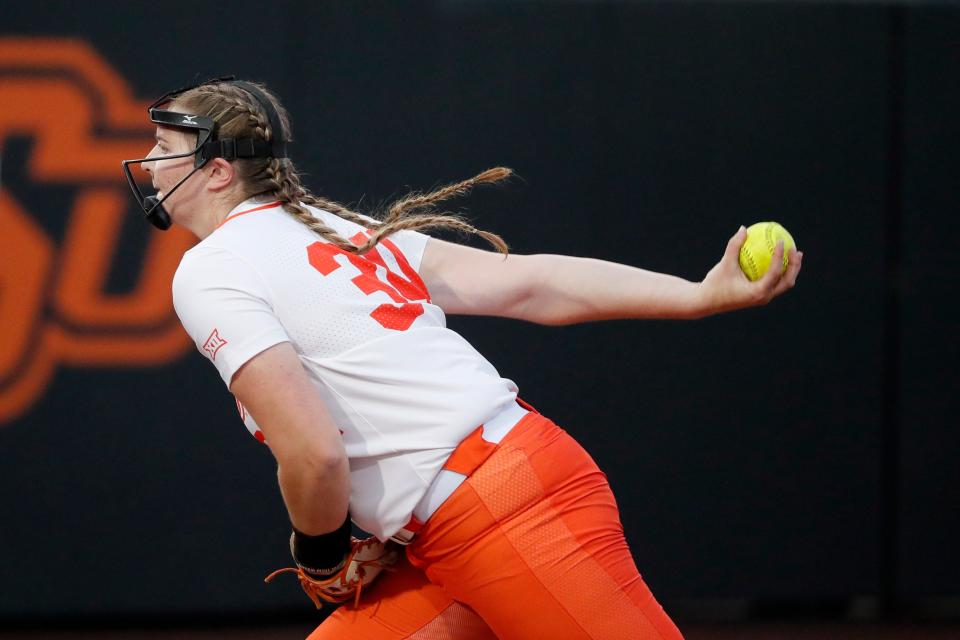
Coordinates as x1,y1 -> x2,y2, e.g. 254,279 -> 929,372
310,412 -> 684,640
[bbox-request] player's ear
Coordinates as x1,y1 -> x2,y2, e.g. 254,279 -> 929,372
205,158 -> 236,192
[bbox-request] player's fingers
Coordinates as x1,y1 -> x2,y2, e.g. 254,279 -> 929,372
758,240 -> 785,294
725,226 -> 748,261
773,247 -> 802,296
786,248 -> 802,284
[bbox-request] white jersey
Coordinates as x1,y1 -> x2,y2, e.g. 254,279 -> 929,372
172,199 -> 518,540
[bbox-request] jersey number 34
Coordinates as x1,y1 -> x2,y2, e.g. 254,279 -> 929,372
306,232 -> 430,331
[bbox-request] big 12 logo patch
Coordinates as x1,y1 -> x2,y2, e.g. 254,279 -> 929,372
0,38 -> 195,423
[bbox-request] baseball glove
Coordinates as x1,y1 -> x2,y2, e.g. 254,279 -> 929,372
265,536 -> 400,608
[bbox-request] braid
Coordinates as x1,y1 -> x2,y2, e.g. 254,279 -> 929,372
385,167 -> 512,224
194,84 -> 268,140
300,193 -> 382,229
355,209 -> 508,256
266,158 -> 358,253
176,81 -> 510,255
296,168 -> 511,256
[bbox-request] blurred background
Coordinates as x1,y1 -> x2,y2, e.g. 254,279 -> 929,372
1,1 -> 957,638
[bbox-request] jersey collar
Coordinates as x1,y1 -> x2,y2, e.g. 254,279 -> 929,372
216,199 -> 283,230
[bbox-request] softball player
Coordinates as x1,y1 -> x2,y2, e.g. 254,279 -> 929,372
125,78 -> 802,640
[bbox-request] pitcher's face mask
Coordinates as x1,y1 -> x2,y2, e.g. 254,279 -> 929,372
121,76 -> 288,230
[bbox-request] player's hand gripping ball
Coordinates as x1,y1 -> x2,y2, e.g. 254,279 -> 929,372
738,222 -> 796,281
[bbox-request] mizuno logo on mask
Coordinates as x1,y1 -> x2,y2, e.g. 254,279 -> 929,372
181,114 -> 198,125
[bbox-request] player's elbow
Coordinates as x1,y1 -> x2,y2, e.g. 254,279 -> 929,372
274,435 -> 347,477
494,255 -> 565,323
278,448 -> 348,490
308,447 -> 348,476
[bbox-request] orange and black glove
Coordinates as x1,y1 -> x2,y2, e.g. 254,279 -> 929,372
265,519 -> 399,609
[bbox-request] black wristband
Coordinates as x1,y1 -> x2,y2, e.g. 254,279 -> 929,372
291,514 -> 352,574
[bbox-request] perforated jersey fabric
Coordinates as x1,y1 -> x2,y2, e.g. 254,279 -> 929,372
172,199 -> 518,539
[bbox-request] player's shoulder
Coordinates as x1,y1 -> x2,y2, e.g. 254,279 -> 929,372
176,242 -> 232,271
171,243 -> 273,322
173,244 -> 237,296
174,235 -> 269,296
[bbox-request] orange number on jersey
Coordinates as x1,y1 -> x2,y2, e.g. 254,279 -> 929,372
306,232 -> 430,331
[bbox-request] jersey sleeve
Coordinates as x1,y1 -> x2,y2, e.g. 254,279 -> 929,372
353,213 -> 430,273
172,246 -> 291,387
383,229 -> 430,272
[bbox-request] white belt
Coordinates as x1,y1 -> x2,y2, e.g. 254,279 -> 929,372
391,401 -> 529,545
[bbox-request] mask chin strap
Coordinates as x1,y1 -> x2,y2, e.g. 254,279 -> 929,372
140,162 -> 210,230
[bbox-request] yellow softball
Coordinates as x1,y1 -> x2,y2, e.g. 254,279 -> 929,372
738,222 -> 796,281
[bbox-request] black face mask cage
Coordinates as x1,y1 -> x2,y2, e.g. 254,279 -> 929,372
121,76 -> 290,231
121,110 -> 215,230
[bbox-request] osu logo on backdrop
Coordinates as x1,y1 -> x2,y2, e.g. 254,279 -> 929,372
0,38 -> 195,424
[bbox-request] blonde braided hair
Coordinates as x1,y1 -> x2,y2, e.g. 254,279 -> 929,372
172,81 -> 509,254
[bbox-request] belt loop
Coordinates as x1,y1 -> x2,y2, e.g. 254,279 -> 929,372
441,426 -> 497,476
516,397 -> 539,414
390,530 -> 415,546
390,516 -> 422,545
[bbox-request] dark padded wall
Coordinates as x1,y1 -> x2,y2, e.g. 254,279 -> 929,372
898,8 -> 960,600
0,0 -> 954,618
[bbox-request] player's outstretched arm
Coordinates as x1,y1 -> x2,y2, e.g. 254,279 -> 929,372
419,227 -> 802,324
